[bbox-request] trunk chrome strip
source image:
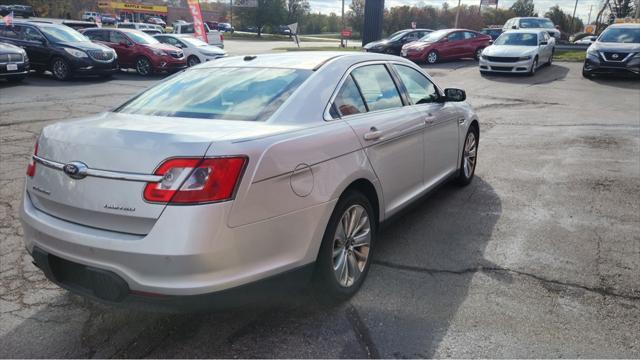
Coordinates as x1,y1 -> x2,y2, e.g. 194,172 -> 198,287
32,155 -> 163,183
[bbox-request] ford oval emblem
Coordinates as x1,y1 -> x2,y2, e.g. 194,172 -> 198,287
63,161 -> 88,180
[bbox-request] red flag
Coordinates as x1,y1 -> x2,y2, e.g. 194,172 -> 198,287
187,0 -> 207,43
3,11 -> 13,26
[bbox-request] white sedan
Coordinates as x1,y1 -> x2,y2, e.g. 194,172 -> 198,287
479,29 -> 555,76
21,52 -> 479,309
155,33 -> 226,67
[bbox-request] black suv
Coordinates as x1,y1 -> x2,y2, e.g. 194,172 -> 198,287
0,5 -> 35,18
0,21 -> 119,80
583,23 -> 640,78
363,29 -> 433,55
0,41 -> 29,82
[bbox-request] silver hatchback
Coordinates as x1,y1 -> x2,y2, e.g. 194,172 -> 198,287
21,52 -> 479,306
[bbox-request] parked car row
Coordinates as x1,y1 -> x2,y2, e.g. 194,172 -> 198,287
0,4 -> 36,18
0,20 -> 227,81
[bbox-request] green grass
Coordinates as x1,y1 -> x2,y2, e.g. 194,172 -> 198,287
225,32 -> 336,43
553,50 -> 586,62
272,46 -> 362,52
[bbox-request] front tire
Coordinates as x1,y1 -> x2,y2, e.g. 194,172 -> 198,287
50,57 -> 71,81
456,126 -> 479,186
426,50 -> 438,64
187,55 -> 201,67
474,47 -> 484,61
135,57 -> 152,76
314,190 -> 376,301
546,50 -> 554,66
528,57 -> 538,76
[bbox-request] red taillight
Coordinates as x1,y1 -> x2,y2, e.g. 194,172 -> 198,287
26,141 -> 38,177
143,157 -> 246,204
220,33 -> 224,42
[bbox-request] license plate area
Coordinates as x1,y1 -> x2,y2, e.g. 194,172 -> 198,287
6,64 -> 18,71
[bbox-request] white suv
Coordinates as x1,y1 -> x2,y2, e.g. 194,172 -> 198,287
81,11 -> 100,22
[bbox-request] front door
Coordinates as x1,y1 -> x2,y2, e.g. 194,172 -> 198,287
109,30 -> 136,67
331,64 -> 425,216
391,64 -> 460,187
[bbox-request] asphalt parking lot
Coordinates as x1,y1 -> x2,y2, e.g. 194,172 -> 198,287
1,52 -> 639,357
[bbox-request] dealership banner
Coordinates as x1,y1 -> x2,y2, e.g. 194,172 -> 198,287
187,0 -> 208,43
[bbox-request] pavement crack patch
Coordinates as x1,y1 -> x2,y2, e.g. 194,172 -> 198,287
372,260 -> 640,301
345,303 -> 380,359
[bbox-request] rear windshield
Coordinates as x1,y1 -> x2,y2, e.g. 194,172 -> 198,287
116,67 -> 311,121
519,18 -> 555,29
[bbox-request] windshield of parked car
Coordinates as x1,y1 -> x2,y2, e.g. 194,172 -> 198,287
598,27 -> 640,43
126,30 -> 159,44
519,18 -> 555,29
388,30 -> 409,41
419,29 -> 449,42
116,67 -> 311,121
181,36 -> 208,47
40,25 -> 89,42
494,32 -> 538,46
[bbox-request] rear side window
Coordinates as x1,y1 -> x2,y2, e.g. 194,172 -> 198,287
331,75 -> 367,118
116,67 -> 311,121
394,65 -> 439,105
0,24 -> 20,39
464,31 -> 476,39
118,23 -> 135,29
85,30 -> 108,42
351,65 -> 403,112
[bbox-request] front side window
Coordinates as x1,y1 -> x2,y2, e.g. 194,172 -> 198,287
23,27 -> 45,42
331,75 -> 367,118
116,67 -> 311,121
447,31 -> 464,41
351,65 -> 403,112
394,65 -> 439,105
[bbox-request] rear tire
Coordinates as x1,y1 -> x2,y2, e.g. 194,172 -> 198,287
546,50 -> 554,66
314,190 -> 376,302
456,126 -> 479,186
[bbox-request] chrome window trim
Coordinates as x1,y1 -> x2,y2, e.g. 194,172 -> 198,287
323,60 -> 444,121
32,155 -> 163,183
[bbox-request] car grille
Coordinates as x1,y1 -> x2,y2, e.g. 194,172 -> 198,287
0,53 -> 23,63
602,52 -> 629,61
485,56 -> 519,62
87,50 -> 114,62
169,50 -> 184,59
491,66 -> 513,71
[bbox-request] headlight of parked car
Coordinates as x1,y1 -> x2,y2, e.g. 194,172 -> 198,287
151,48 -> 167,56
586,49 -> 600,59
63,48 -> 88,58
632,52 -> 640,59
518,55 -> 532,60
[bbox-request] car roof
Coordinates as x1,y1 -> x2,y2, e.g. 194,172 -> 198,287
198,51 -> 401,70
608,23 -> 640,28
505,28 -> 547,34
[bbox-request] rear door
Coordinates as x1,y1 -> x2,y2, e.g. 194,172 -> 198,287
392,64 -> 459,187
442,31 -> 465,58
335,63 -> 425,215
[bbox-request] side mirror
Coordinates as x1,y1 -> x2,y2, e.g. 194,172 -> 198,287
440,37 -> 448,42
444,88 -> 466,102
175,43 -> 184,48
119,40 -> 129,47
590,37 -> 596,42
489,39 -> 494,44
539,41 -> 548,45
511,25 -> 517,29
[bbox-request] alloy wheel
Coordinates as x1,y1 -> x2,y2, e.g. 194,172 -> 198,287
530,59 -> 538,75
475,48 -> 483,60
332,204 -> 371,288
52,59 -> 69,80
463,131 -> 477,178
136,58 -> 151,76
427,51 -> 438,64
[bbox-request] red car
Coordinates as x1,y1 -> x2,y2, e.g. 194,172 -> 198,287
401,29 -> 491,64
81,28 -> 186,76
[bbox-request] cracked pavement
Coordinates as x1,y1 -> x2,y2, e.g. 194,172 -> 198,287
1,59 -> 639,358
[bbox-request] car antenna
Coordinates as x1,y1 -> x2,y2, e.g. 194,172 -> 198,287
244,55 -> 257,61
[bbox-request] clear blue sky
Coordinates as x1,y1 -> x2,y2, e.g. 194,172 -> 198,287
307,0 -> 603,23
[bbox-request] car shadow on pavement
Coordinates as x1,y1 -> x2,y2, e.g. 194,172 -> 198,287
0,177 -> 501,358
585,76 -> 640,90
16,70 -> 168,85
479,64 -> 570,85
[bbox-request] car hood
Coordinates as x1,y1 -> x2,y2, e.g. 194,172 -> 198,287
589,41 -> 640,53
198,45 -> 225,55
483,45 -> 537,57
56,40 -> 112,52
364,40 -> 390,49
403,41 -> 436,50
144,42 -> 181,52
0,41 -> 23,53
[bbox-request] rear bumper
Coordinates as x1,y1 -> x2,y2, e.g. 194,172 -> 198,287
479,58 -> 533,73
21,189 -> 334,300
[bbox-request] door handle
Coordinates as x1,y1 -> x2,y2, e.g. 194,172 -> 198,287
424,117 -> 435,125
363,127 -> 382,141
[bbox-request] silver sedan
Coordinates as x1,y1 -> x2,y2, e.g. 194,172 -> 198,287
21,52 -> 480,307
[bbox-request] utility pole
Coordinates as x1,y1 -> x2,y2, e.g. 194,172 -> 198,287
587,4 -> 592,23
454,0 -> 461,28
340,0 -> 345,47
635,0 -> 640,18
569,0 -> 579,34
229,0 -> 233,26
